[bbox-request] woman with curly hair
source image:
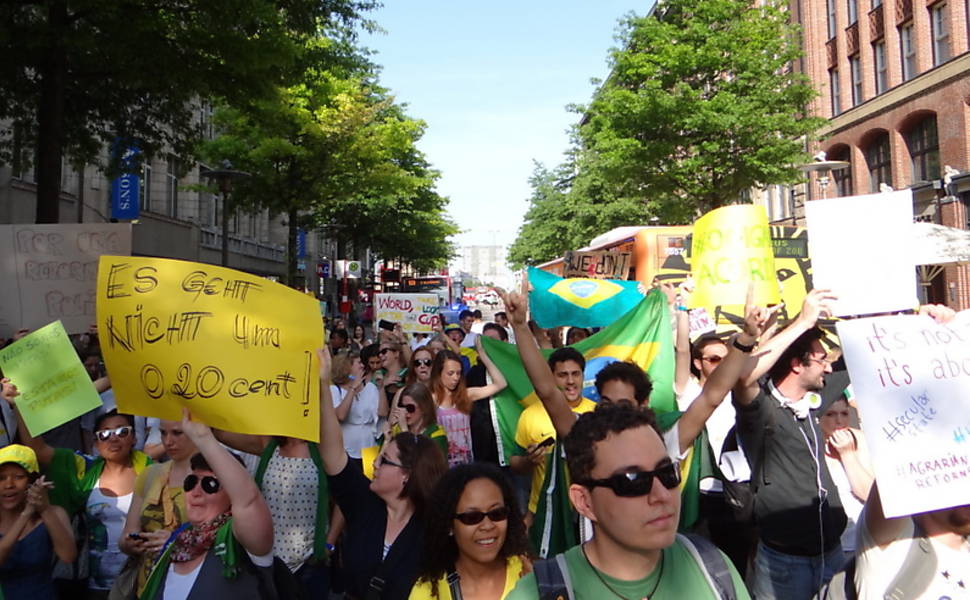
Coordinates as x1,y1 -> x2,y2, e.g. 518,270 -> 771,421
429,345 -> 506,467
410,463 -> 530,600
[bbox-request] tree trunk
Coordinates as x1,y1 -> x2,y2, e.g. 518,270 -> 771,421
287,208 -> 299,287
35,1 -> 68,223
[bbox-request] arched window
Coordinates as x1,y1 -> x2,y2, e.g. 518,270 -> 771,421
827,145 -> 853,196
906,115 -> 940,182
865,132 -> 892,192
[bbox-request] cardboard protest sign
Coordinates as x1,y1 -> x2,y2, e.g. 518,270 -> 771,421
0,224 -> 132,337
806,190 -> 916,316
562,251 -> 632,280
96,256 -> 323,441
375,294 -> 440,333
837,312 -> 970,517
0,321 -> 102,436
688,205 -> 779,309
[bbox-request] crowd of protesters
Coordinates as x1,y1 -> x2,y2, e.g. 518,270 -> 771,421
0,285 -> 967,600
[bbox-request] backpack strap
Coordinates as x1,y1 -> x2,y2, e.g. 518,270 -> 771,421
679,534 -> 736,600
532,554 -> 574,600
447,571 -> 463,600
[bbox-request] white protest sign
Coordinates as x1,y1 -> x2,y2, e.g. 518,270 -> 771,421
375,293 -> 440,334
806,190 -> 916,317
837,312 -> 970,518
0,224 -> 133,337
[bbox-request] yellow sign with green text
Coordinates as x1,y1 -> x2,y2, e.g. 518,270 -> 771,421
96,256 -> 323,441
688,205 -> 780,309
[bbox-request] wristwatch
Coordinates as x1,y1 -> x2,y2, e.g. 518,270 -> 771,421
732,335 -> 755,353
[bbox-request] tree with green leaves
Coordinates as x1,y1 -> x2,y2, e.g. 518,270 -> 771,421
510,0 -> 823,266
0,0 -> 376,223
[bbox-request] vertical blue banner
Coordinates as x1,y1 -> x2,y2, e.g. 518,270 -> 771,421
296,228 -> 307,258
110,146 -> 140,220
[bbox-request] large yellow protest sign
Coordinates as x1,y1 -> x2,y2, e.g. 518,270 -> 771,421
688,205 -> 780,309
96,256 -> 323,441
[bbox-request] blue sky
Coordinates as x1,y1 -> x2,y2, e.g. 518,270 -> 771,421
360,2 -> 651,250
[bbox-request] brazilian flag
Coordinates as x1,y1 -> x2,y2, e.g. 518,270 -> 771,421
479,288 -> 676,468
527,267 -> 645,329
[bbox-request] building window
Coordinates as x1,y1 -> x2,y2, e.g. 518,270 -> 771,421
931,4 -> 950,65
866,133 -> 892,192
166,155 -> 179,218
830,69 -> 841,116
907,115 -> 940,182
827,0 -> 837,38
850,56 -> 863,105
141,163 -> 153,212
848,0 -> 858,24
900,23 -> 917,81
829,147 -> 853,196
873,42 -> 887,93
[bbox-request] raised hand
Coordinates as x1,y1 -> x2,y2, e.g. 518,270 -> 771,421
0,378 -> 19,403
26,476 -> 54,514
828,428 -> 857,457
316,347 -> 333,383
180,407 -> 215,446
798,289 -> 837,326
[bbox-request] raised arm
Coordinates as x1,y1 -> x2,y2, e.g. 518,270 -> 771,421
733,289 -> 836,406
499,283 -> 574,439
829,429 -> 874,502
467,336 -> 508,402
2,379 -> 55,467
181,408 -> 273,556
333,382 -> 360,423
317,348 -> 349,476
678,290 -> 771,453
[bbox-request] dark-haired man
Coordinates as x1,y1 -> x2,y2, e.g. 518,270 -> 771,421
458,309 -> 479,348
732,289 -> 846,600
508,403 -> 749,599
494,311 -> 515,343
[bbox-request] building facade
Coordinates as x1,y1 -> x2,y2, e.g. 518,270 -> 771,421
455,245 -> 515,291
779,0 -> 970,307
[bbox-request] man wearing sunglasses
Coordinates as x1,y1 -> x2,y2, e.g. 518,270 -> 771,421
508,403 -> 749,599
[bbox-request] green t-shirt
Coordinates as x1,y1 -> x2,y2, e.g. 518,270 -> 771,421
507,537 -> 750,600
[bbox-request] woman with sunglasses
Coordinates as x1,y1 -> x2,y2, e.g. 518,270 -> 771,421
331,351 -> 382,462
117,419 -> 198,597
6,384 -> 151,599
405,347 -> 434,386
140,409 -> 276,600
383,383 -> 448,459
429,343 -> 507,467
411,463 -> 530,600
318,348 -> 448,600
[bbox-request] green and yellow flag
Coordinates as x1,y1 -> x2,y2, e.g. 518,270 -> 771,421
479,288 -> 676,468
527,267 -> 645,329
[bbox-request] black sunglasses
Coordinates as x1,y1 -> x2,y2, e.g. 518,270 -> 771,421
397,401 -> 417,414
95,426 -> 133,442
413,358 -> 433,367
379,348 -> 393,355
454,506 -> 510,525
183,474 -> 221,494
579,461 -> 680,497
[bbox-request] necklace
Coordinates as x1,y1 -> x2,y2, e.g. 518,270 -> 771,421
581,543 -> 664,600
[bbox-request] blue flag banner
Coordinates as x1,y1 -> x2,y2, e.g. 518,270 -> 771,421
110,146 -> 140,221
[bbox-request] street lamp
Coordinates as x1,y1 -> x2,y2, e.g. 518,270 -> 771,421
200,160 -> 250,267
797,152 -> 850,199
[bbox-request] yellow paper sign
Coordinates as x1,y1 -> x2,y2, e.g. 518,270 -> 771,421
689,205 -> 780,308
96,256 -> 322,441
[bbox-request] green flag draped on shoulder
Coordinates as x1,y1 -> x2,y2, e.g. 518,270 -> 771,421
480,288 -> 676,468
527,267 -> 645,329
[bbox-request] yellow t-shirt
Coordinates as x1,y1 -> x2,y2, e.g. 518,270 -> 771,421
409,555 -> 528,600
514,398 -> 596,513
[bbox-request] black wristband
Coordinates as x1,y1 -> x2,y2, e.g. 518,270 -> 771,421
733,336 -> 756,353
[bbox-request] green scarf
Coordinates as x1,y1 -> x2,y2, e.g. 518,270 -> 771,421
139,519 -> 237,600
254,439 -> 329,562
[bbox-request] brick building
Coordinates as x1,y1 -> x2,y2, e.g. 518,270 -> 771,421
782,0 -> 970,307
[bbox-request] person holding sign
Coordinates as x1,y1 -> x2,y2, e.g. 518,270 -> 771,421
0,445 -> 76,600
317,347 -> 448,600
4,381 -> 152,599
139,409 -> 277,600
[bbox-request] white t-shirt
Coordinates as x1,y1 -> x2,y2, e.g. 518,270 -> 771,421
856,506 -> 970,600
330,382 -> 380,458
825,454 -> 866,554
86,484 -> 133,590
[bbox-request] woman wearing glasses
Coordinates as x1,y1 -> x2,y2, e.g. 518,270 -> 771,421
140,409 -> 276,600
405,348 -> 434,386
411,463 -> 530,600
117,420 -> 198,597
383,383 -> 448,459
318,348 -> 448,600
6,384 -> 151,599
